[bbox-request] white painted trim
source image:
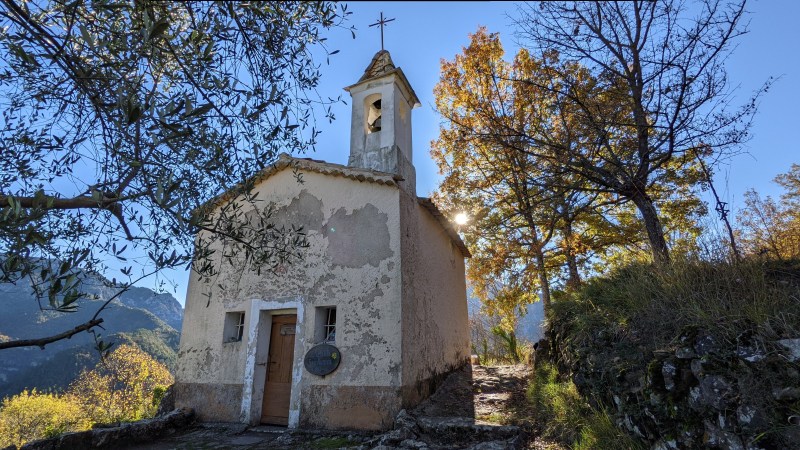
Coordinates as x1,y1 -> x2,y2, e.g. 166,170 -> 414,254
239,298 -> 305,428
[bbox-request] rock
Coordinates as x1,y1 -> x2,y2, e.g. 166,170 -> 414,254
771,387 -> 800,401
776,339 -> 800,362
649,393 -> 663,406
621,414 -> 646,439
652,438 -> 679,450
703,420 -> 744,450
399,439 -> 428,449
375,428 -> 414,447
690,358 -> 706,379
395,410 -> 417,428
698,375 -> 733,410
694,334 -> 718,357
676,347 -> 696,359
735,345 -> 765,363
688,386 -> 703,410
736,405 -> 768,431
20,408 -> 194,450
469,440 -> 516,450
662,360 -> 678,391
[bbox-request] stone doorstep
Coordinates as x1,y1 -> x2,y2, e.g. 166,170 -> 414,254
247,424 -> 375,439
248,425 -> 290,435
369,411 -> 525,450
415,416 -> 521,440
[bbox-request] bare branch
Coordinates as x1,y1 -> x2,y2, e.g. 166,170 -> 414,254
0,318 -> 103,350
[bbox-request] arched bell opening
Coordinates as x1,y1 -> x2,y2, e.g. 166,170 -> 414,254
365,93 -> 382,133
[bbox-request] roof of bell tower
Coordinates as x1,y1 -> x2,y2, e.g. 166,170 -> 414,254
358,50 -> 396,82
343,50 -> 421,107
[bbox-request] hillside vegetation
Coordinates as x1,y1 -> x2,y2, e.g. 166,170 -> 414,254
535,258 -> 800,448
0,270 -> 182,399
0,344 -> 173,449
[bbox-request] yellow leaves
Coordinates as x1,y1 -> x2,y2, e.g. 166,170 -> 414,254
0,344 -> 174,448
0,390 -> 91,448
737,188 -> 800,260
69,344 -> 174,424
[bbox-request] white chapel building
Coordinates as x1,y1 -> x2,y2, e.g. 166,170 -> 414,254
174,50 -> 470,430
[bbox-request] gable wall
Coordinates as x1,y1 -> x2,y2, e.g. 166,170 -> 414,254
175,169 -> 403,428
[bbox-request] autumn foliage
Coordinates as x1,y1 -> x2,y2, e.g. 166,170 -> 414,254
432,29 -> 705,326
0,390 -> 91,448
737,164 -> 800,260
68,344 -> 174,424
0,344 -> 173,448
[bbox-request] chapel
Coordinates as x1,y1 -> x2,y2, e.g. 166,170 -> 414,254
174,50 -> 470,430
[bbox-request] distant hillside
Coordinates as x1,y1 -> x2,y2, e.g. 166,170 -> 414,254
516,300 -> 545,343
468,286 -> 546,343
0,272 -> 183,399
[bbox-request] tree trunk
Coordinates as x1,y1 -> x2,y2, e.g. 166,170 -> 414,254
534,248 -> 551,313
630,192 -> 671,263
562,223 -> 581,289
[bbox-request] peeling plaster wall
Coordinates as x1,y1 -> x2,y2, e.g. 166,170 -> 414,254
175,169 -> 403,429
399,199 -> 470,407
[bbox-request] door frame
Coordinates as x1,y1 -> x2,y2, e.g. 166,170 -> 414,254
239,298 -> 305,427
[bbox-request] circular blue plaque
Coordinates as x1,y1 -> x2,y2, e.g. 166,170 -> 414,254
304,344 -> 341,376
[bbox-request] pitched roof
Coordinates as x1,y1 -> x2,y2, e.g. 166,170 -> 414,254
344,50 -> 421,107
358,50 -> 397,82
200,153 -> 399,214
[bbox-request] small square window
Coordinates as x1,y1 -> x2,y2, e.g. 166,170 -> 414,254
315,306 -> 337,344
224,312 -> 246,343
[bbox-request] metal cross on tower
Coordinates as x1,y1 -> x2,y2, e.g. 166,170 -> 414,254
369,12 -> 395,51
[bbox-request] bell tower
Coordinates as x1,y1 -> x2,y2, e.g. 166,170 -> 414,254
344,50 -> 420,192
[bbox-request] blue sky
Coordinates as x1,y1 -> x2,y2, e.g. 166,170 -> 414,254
166,1 -> 800,305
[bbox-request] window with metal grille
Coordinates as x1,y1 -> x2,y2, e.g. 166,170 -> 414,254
223,311 -> 246,343
323,307 -> 336,343
315,306 -> 337,344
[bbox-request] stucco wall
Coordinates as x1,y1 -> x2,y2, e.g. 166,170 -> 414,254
175,168 -> 403,429
399,199 -> 470,406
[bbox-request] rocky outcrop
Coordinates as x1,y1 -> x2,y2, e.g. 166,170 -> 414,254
547,322 -> 800,449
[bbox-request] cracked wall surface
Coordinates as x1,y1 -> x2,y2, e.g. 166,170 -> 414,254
175,168 -> 402,429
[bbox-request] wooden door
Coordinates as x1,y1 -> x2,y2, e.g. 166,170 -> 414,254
261,314 -> 297,425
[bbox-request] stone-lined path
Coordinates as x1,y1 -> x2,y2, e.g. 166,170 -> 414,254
120,365 -> 554,450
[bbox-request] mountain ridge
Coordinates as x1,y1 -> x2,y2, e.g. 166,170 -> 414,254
0,269 -> 183,399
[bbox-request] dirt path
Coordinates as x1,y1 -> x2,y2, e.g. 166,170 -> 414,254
120,364 -> 561,449
414,365 -> 533,424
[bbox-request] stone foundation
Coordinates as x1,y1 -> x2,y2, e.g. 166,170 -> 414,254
174,382 -> 242,422
300,385 -> 402,431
